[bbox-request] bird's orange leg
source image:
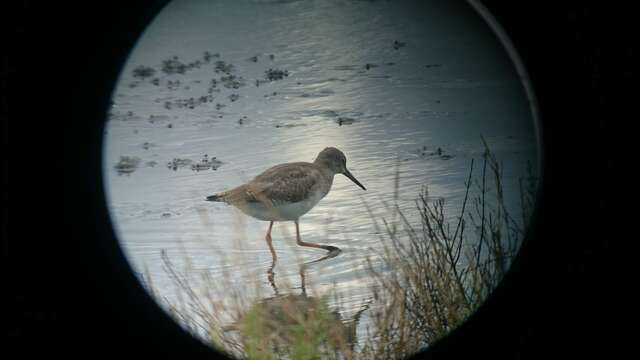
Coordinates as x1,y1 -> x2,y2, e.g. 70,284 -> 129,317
265,221 -> 277,261
294,220 -> 339,253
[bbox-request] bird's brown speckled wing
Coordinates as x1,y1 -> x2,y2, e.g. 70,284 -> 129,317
245,162 -> 327,205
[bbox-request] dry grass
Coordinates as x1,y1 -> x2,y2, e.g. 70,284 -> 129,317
144,250 -> 360,359
358,140 -> 536,358
140,141 -> 537,359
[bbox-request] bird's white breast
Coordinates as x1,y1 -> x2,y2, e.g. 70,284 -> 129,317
240,189 -> 327,221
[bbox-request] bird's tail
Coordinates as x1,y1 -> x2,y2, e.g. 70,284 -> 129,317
205,185 -> 246,203
205,193 -> 224,202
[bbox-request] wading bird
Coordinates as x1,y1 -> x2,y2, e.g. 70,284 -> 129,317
206,147 -> 366,259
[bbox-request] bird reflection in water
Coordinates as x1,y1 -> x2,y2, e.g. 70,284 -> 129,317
266,245 -> 340,296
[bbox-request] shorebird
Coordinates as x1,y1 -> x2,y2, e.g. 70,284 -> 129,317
205,147 -> 366,259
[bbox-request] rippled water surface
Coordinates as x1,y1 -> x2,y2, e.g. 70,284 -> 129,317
103,0 -> 539,352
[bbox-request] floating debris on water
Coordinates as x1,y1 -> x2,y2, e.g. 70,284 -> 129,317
203,51 -> 219,63
419,109 -> 466,117
160,55 -> 204,75
248,55 -> 258,62
141,142 -> 156,150
337,117 -> 356,126
214,60 -> 234,74
148,114 -> 170,123
132,65 -> 156,79
299,89 -> 334,98
424,63 -> 442,68
146,160 -> 158,167
229,93 -> 240,102
265,68 -> 289,81
275,123 -> 307,128
415,146 -> 456,160
191,154 -> 224,171
167,158 -> 193,171
167,79 -> 181,90
365,63 -> 379,70
269,54 -> 275,60
393,40 -> 406,50
162,57 -> 187,74
264,91 -> 278,99
220,74 -> 246,89
115,156 -> 141,175
191,163 -> 210,171
167,155 -> 224,172
163,96 -> 212,110
364,62 -> 394,71
332,65 -> 358,71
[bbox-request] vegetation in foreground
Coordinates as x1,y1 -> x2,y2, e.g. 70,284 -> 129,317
359,141 -> 536,358
144,142 -> 537,359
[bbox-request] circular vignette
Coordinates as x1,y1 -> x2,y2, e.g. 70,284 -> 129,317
98,1 -> 543,359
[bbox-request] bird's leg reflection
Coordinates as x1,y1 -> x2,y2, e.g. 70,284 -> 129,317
298,248 -> 344,295
267,256 -> 279,296
266,244 -> 341,297
299,263 -> 307,297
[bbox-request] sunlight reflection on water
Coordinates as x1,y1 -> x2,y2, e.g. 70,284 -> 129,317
103,0 -> 538,351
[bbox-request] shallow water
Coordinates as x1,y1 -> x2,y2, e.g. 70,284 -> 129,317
103,0 -> 539,353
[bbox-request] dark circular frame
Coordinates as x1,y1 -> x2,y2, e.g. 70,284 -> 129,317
56,0 -> 620,359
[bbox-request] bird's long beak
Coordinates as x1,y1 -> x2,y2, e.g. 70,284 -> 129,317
343,169 -> 366,190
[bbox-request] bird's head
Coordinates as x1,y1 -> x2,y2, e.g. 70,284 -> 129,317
315,147 -> 366,190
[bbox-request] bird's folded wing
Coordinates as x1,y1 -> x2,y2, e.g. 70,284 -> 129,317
246,163 -> 321,205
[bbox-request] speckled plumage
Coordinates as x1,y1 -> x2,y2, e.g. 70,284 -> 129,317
209,162 -> 333,221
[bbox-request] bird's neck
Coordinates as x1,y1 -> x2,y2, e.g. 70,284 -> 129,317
313,162 -> 336,187
313,157 -> 331,168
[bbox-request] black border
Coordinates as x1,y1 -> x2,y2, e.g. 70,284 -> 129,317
6,0 -> 631,358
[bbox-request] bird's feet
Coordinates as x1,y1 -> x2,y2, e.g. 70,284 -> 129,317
322,245 -> 341,255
